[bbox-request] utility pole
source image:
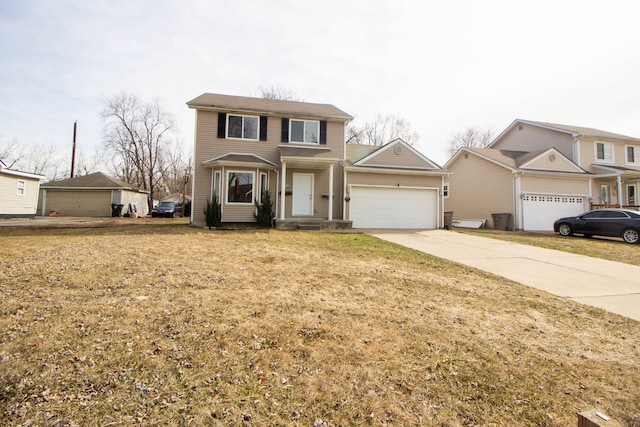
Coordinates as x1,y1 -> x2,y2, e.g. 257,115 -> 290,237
71,121 -> 77,178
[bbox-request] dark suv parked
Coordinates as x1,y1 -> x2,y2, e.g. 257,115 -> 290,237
151,201 -> 184,218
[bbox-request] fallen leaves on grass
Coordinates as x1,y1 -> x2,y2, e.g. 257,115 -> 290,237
0,224 -> 639,426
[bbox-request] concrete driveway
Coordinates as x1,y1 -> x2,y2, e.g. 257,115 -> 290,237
368,229 -> 640,322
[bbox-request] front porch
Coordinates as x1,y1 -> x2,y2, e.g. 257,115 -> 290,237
274,218 -> 352,231
591,203 -> 640,211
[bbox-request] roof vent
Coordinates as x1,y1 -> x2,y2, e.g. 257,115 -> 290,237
549,154 -> 556,161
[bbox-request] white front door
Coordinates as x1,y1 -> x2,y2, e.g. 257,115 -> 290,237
292,173 -> 313,216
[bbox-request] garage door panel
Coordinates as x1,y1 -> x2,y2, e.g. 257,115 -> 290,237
46,191 -> 112,217
523,195 -> 587,231
350,187 -> 437,229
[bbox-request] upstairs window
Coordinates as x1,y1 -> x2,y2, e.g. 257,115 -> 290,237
290,119 -> 319,143
626,146 -> 640,165
595,141 -> 613,163
16,180 -> 25,196
228,115 -> 259,140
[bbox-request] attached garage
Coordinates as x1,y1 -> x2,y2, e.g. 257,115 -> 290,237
522,194 -> 588,231
349,186 -> 438,229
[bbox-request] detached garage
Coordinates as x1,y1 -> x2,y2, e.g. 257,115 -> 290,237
345,139 -> 449,229
39,172 -> 150,217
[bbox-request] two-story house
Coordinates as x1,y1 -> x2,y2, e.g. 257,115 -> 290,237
187,93 -> 449,229
444,119 -> 640,231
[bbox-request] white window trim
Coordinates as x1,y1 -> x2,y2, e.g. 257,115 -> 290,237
16,180 -> 25,196
594,141 -> 614,164
227,114 -> 259,141
258,172 -> 268,204
226,170 -> 255,205
290,119 -> 320,144
625,145 -> 640,166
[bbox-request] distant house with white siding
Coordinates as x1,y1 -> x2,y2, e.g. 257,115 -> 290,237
0,161 -> 46,218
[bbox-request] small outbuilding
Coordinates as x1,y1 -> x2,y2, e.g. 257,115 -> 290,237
39,172 -> 150,217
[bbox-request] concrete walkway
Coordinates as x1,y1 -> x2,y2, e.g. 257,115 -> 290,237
368,229 -> 640,322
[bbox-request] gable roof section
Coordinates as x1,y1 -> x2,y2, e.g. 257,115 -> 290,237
202,153 -> 278,168
187,93 -> 353,122
447,147 -> 587,174
41,171 -> 147,191
490,119 -> 640,147
351,139 -> 442,170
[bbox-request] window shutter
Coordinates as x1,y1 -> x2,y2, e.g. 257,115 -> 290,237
259,116 -> 268,141
281,118 -> 289,142
217,112 -> 227,138
319,120 -> 327,145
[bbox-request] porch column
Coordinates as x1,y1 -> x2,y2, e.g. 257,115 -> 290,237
328,164 -> 334,221
617,175 -> 623,208
280,161 -> 286,220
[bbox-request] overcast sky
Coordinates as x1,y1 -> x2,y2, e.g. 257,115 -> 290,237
2,0 -> 640,167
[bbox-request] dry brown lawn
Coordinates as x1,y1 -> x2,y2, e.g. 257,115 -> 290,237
1,221 -> 639,426
458,228 -> 640,267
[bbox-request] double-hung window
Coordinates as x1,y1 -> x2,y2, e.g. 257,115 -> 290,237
227,115 -> 259,140
290,119 -> 319,144
16,180 -> 25,196
595,141 -> 614,163
227,171 -> 254,204
626,146 -> 640,165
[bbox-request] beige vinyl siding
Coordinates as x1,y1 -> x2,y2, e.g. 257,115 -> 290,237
361,146 -> 430,169
347,172 -> 441,188
0,175 -> 40,216
191,108 -> 347,226
345,172 -> 442,219
44,190 -> 112,216
524,153 -> 580,172
520,175 -> 589,195
120,191 -> 150,216
496,124 -> 574,160
577,137 -> 640,172
445,154 -> 514,227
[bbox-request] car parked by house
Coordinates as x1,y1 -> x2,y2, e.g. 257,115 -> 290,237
151,201 -> 184,218
553,208 -> 640,244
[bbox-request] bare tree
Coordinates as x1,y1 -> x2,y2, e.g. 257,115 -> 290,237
258,84 -> 301,101
160,143 -> 192,204
447,126 -> 495,157
346,114 -> 419,146
101,93 -> 176,212
0,138 -> 65,180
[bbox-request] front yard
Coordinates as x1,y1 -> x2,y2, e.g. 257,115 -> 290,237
0,223 -> 638,426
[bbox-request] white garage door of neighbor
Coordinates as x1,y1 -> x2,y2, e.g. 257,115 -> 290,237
522,194 -> 587,231
350,186 -> 437,229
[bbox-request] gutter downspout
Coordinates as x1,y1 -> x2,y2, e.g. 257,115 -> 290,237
328,163 -> 333,221
513,171 -> 523,230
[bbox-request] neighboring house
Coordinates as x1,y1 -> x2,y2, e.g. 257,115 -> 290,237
444,119 -> 640,231
0,162 -> 46,218
187,93 -> 449,229
39,172 -> 150,217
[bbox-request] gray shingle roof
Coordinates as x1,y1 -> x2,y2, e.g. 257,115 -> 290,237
41,172 -> 143,190
187,93 -> 353,121
521,120 -> 640,143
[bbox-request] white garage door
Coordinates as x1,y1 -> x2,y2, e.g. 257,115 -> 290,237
522,194 -> 587,231
350,186 -> 438,229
